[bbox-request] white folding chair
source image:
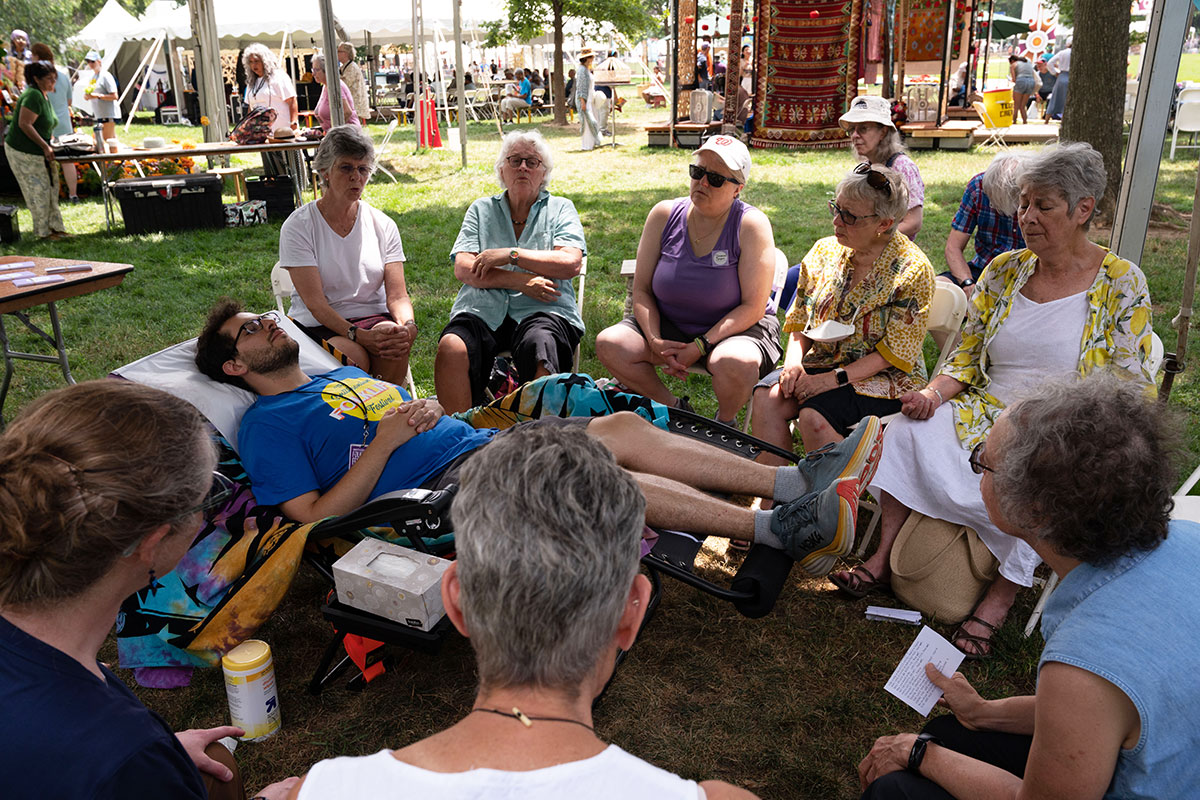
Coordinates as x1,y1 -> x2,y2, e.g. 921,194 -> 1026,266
1124,79 -> 1139,123
855,280 -> 969,556
1023,330 -> 1167,636
374,118 -> 400,183
270,263 -> 418,398
1170,102 -> 1200,160
972,100 -> 1009,150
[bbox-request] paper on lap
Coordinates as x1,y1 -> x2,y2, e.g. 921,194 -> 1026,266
885,625 -> 965,716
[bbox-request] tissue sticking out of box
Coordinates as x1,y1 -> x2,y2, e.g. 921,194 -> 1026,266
333,539 -> 451,629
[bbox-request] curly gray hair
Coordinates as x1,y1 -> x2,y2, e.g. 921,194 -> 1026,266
980,151 -> 1029,217
242,43 -> 280,79
991,373 -> 1177,566
835,164 -> 910,234
494,130 -> 554,192
312,124 -> 376,187
450,421 -> 645,692
1016,142 -> 1106,229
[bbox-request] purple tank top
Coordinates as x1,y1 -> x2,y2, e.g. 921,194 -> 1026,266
652,197 -> 751,337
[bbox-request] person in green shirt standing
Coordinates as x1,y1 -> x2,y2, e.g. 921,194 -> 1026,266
4,60 -> 66,239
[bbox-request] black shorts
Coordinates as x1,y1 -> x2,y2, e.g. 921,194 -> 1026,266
619,311 -> 783,378
439,312 -> 582,408
418,417 -> 592,491
755,366 -> 901,437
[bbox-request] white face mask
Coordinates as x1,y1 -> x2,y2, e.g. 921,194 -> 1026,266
804,319 -> 856,342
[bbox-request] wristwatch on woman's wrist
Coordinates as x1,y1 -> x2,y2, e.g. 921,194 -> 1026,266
346,324 -> 359,342
907,732 -> 940,773
834,367 -> 849,386
509,248 -> 520,266
958,276 -> 976,288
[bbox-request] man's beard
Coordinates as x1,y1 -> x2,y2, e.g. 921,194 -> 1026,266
242,335 -> 301,376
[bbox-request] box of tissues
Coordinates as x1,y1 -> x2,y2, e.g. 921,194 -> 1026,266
332,539 -> 451,629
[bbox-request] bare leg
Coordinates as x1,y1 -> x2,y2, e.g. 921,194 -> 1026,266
63,163 -> 78,199
587,411 -> 776,498
372,353 -> 413,388
594,323 -> 677,406
434,333 -> 474,414
750,384 -> 799,468
706,339 -> 762,423
794,407 -> 845,452
832,489 -> 909,586
634,472 -> 755,540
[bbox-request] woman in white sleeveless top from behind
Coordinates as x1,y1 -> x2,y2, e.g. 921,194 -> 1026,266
290,426 -> 757,800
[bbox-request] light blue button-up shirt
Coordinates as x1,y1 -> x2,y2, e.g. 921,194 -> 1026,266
448,189 -> 587,332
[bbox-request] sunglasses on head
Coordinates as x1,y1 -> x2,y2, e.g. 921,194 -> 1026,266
854,162 -> 893,196
689,163 -> 741,188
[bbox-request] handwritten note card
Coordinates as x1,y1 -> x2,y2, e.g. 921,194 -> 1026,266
884,625 -> 965,716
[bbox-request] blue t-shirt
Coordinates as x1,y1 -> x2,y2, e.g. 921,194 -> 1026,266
519,77 -> 531,102
238,366 -> 495,506
0,615 -> 206,799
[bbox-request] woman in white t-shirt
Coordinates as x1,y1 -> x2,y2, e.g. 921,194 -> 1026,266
289,426 -> 758,800
242,44 -> 297,176
278,125 -> 416,386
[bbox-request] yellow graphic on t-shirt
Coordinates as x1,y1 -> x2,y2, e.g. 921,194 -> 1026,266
320,375 -> 406,421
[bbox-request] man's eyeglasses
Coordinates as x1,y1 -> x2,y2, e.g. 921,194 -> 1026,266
506,155 -> 543,169
232,311 -> 281,349
828,199 -> 879,226
854,162 -> 893,196
178,472 -> 239,519
689,164 -> 741,188
969,441 -> 995,475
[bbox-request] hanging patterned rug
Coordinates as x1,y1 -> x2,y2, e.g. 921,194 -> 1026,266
901,0 -> 966,62
751,0 -> 863,149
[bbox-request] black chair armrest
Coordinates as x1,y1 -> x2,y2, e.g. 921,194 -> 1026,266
309,486 -> 456,545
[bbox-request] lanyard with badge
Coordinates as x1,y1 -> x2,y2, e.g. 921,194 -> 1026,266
289,376 -> 372,470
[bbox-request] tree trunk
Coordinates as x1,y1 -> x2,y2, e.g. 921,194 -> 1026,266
1059,0 -> 1131,221
552,0 -> 567,125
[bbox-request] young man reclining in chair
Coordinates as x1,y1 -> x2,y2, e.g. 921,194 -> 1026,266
195,299 -> 884,574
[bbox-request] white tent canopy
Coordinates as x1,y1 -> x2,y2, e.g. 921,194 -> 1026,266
70,0 -> 142,47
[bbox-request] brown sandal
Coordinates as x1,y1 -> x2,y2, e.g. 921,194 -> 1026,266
829,566 -> 886,598
951,614 -> 1001,661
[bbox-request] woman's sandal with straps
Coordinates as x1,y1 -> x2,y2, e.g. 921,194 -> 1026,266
829,566 -> 887,599
951,614 -> 1001,661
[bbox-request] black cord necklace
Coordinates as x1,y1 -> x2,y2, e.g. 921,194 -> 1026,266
471,706 -> 595,732
288,376 -> 373,445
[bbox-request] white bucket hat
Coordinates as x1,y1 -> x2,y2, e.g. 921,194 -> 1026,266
839,95 -> 896,130
694,135 -> 752,184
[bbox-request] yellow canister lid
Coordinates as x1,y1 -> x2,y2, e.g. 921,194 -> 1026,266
222,639 -> 271,671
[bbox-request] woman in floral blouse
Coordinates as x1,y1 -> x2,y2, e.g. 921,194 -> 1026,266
838,144 -> 1156,660
751,163 -> 934,462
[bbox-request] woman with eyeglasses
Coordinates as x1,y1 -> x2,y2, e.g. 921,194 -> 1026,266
749,165 -> 933,525
434,130 -> 586,413
595,135 -> 781,425
0,380 -> 297,800
834,144 -> 1157,659
278,125 -> 416,387
310,53 -> 359,132
839,95 -> 924,239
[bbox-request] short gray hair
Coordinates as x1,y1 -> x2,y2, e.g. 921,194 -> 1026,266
1017,142 -> 1106,228
992,373 -> 1177,566
242,43 -> 279,79
451,422 -> 646,694
312,124 -> 376,186
310,53 -> 326,73
836,165 -> 909,234
980,151 -> 1029,216
495,130 -> 554,191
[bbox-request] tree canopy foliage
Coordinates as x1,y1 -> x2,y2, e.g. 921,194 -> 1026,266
5,0 -> 156,60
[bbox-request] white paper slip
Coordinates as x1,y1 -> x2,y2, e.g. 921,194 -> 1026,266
13,275 -> 66,287
0,261 -> 36,272
45,264 -> 93,274
0,271 -> 36,282
866,606 -> 923,625
884,625 -> 966,716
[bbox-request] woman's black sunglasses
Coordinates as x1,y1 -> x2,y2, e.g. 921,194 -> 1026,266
689,163 -> 741,188
855,162 -> 892,196
969,441 -> 995,475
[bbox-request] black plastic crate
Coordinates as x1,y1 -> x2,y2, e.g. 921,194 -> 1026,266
246,176 -> 296,221
112,173 -> 224,235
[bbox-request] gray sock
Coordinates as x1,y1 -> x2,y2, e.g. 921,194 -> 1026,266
773,466 -> 812,504
753,510 -> 784,549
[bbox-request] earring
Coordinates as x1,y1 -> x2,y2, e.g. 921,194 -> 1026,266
147,569 -> 162,595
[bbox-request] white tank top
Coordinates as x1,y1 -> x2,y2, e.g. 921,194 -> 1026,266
297,745 -> 705,799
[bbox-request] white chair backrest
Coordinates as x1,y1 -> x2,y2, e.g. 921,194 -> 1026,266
573,257 -> 588,371
531,87 -> 546,100
1177,87 -> 1200,105
1175,102 -> 1200,132
769,247 -> 790,313
927,280 -> 969,375
270,262 -> 294,313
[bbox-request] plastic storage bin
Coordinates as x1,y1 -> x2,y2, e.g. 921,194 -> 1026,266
111,173 -> 224,234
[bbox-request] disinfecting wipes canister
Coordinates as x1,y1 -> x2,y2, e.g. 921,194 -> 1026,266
221,639 -> 281,741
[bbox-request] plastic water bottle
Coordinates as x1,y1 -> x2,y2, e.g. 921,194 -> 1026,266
92,123 -> 103,153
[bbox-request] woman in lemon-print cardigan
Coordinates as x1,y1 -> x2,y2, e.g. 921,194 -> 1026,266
834,143 -> 1155,659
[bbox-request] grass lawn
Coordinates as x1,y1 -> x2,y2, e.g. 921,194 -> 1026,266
3,104 -> 1199,798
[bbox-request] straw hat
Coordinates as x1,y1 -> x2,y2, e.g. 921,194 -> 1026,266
578,48 -> 595,63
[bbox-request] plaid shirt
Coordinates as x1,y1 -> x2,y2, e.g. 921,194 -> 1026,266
951,173 -> 1025,274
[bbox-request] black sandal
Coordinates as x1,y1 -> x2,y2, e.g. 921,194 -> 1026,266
828,566 -> 887,598
951,614 -> 1001,661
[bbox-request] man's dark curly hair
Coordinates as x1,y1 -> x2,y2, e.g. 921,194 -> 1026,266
194,297 -> 251,392
993,372 -> 1179,566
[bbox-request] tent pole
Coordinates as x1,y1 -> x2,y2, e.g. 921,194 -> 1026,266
980,0 -> 994,92
118,32 -> 163,108
412,0 -> 423,147
453,0 -> 468,167
124,34 -> 165,133
935,0 -> 955,124
319,0 -> 345,126
167,35 -> 188,123
188,0 -> 229,144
